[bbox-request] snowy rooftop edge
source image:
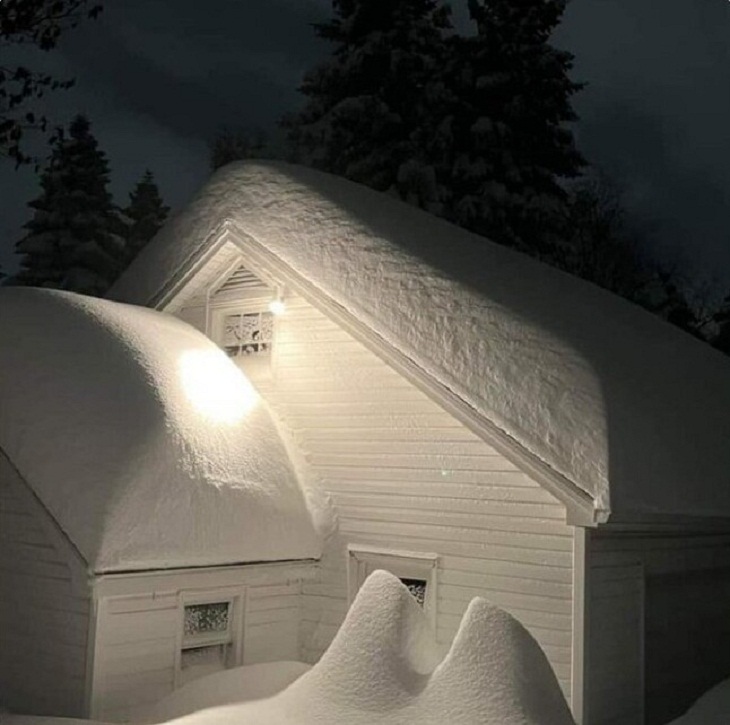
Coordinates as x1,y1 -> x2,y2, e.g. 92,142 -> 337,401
0,287 -> 329,572
109,161 -> 730,522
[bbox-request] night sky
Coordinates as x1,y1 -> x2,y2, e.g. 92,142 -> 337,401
2,0 -> 729,287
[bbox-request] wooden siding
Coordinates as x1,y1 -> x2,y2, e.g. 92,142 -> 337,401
90,575 -> 304,722
202,294 -> 576,701
587,530 -> 730,725
0,453 -> 90,717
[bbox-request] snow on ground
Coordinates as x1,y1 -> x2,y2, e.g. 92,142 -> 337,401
0,287 -> 331,572
135,662 -> 311,722
109,160 -> 730,523
667,677 -> 730,724
147,571 -> 574,725
2,572 -> 575,725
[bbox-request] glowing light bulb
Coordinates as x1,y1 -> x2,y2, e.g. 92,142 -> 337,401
268,298 -> 286,316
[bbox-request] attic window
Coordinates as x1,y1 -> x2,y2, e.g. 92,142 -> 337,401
223,311 -> 273,357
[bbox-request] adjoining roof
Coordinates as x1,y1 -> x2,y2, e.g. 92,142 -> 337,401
109,161 -> 730,523
0,287 -> 327,573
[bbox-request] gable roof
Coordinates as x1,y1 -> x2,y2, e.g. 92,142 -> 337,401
109,161 -> 730,524
0,287 -> 326,573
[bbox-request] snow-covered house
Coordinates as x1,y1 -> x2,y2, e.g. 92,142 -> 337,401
0,288 -> 331,721
105,161 -> 730,725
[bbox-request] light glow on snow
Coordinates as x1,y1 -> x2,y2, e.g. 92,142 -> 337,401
179,349 -> 258,423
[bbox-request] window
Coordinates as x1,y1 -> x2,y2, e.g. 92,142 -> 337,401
347,545 -> 438,631
222,311 -> 273,358
176,593 -> 244,687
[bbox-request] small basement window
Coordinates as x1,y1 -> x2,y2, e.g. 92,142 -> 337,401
177,595 -> 243,687
348,545 -> 438,630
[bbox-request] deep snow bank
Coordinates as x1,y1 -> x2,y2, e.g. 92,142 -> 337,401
167,570 -> 575,725
668,677 -> 730,724
0,287 -> 329,572
136,662 -> 311,722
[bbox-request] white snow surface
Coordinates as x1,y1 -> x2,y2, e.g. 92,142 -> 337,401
143,570 -> 575,725
136,662 -> 311,722
0,287 -> 328,572
109,161 -> 730,521
1,574 -> 574,725
668,677 -> 730,725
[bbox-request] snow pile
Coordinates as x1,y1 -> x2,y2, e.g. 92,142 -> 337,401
109,161 -> 730,522
161,571 -> 574,725
0,287 -> 330,572
668,678 -> 730,725
136,662 -> 311,723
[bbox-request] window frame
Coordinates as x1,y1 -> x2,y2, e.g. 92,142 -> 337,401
174,587 -> 246,688
209,297 -> 279,381
347,544 -> 438,632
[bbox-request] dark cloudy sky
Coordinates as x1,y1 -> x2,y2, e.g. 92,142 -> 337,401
2,0 -> 729,288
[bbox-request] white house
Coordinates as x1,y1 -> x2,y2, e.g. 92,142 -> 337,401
3,160 -> 730,725
0,287 -> 332,721
107,161 -> 730,725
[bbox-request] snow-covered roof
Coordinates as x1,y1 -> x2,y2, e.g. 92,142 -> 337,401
109,161 -> 730,523
0,287 -> 328,573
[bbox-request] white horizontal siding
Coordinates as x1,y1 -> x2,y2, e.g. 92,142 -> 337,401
585,558 -> 644,725
0,455 -> 90,717
175,303 -> 206,333
91,592 -> 178,721
91,571 -> 304,722
244,581 -> 302,664
587,530 -> 730,725
207,294 -> 576,703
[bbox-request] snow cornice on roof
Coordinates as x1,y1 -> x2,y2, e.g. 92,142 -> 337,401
0,287 -> 327,572
109,161 -> 730,524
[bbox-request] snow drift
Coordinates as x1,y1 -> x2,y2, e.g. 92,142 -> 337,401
0,287 -> 329,572
137,662 -> 311,723
109,161 -> 730,523
165,570 -> 575,725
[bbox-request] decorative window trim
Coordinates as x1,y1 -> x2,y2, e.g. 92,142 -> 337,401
347,544 -> 438,631
209,301 -> 278,379
174,587 -> 246,688
220,309 -> 274,358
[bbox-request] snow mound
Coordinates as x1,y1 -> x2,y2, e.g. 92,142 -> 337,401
668,677 -> 730,725
136,662 -> 311,723
170,571 -> 575,725
109,161 -> 730,522
0,287 -> 328,572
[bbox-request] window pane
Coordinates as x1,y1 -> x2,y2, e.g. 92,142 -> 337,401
399,577 -> 427,607
184,602 -> 230,636
223,312 -> 273,357
180,643 -> 232,685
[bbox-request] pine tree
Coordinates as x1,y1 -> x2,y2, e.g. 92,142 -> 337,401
712,294 -> 730,355
11,114 -> 126,295
282,0 -> 453,212
209,127 -> 271,171
557,174 -> 653,302
120,169 -> 169,263
441,0 -> 584,255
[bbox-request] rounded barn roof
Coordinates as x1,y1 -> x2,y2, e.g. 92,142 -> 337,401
109,161 -> 730,523
0,287 -> 327,573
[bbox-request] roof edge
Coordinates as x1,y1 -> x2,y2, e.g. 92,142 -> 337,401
0,445 -> 91,576
222,222 -> 602,526
132,216 -> 603,525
